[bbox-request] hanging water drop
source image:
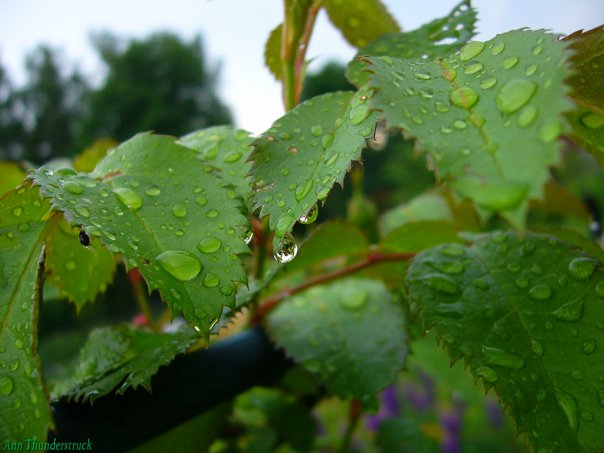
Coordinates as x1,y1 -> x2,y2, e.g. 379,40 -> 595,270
156,250 -> 202,281
273,233 -> 297,264
299,204 -> 318,224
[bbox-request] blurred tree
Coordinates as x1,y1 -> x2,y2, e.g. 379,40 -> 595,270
79,32 -> 232,147
0,47 -> 87,164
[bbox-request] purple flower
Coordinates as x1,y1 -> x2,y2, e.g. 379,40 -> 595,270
364,385 -> 401,431
486,399 -> 504,430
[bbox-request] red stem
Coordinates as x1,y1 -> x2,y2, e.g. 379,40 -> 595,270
251,251 -> 414,323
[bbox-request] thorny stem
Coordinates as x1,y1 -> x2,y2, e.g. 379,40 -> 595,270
339,399 -> 362,453
128,269 -> 159,332
251,251 -> 414,323
281,0 -> 324,110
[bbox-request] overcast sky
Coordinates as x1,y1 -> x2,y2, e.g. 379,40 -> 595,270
0,0 -> 602,135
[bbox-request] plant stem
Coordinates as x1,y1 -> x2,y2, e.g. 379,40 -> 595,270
339,399 -> 362,453
128,269 -> 159,332
251,250 -> 414,322
281,0 -> 323,110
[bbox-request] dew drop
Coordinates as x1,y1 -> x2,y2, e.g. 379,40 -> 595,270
463,62 -> 483,75
531,340 -> 544,357
156,250 -> 202,281
502,56 -> 519,69
580,111 -> 604,129
14,339 -> 24,349
496,79 -> 537,114
224,151 -> 242,163
450,86 -> 479,109
63,180 -> 84,195
340,290 -> 368,310
568,257 -> 597,280
202,272 -> 220,288
482,346 -> 526,369
349,104 -> 371,125
532,45 -> 543,56
144,185 -> 161,197
172,204 -> 188,218
243,230 -> 254,245
539,121 -> 562,143
220,286 -> 234,296
299,204 -> 318,224
273,233 -> 297,264
554,389 -> 577,431
0,376 -> 14,395
552,297 -> 584,322
198,237 -> 222,254
304,359 -> 321,373
480,77 -> 497,90
275,215 -> 294,238
582,338 -> 596,354
525,63 -> 538,76
415,72 -> 431,80
490,42 -> 505,55
595,281 -> 604,297
295,180 -> 313,202
64,260 -> 76,271
206,209 -> 219,218
440,243 -> 465,256
529,284 -> 552,300
421,273 -> 460,295
517,105 -> 538,127
311,125 -> 323,137
12,206 -> 23,217
460,41 -> 485,61
75,206 -> 90,218
113,187 -> 142,211
476,366 -> 498,383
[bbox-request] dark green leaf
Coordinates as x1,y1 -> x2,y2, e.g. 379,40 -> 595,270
267,278 -> 407,399
251,91 -> 377,249
324,0 -> 400,48
63,324 -> 198,402
0,183 -> 52,440
347,0 -> 477,86
567,106 -> 604,166
565,25 -> 604,115
264,24 -> 283,80
368,31 -> 573,226
31,133 -> 250,335
179,126 -> 254,211
45,217 -> 116,311
407,231 -> 604,451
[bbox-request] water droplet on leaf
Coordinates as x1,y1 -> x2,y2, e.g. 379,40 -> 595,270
113,187 -> 142,211
529,284 -> 552,301
172,204 -> 187,218
496,79 -> 537,114
0,376 -> 14,395
568,257 -> 597,280
554,389 -> 577,431
156,250 -> 202,281
580,111 -> 604,129
421,273 -> 460,295
63,180 -> 84,195
198,237 -> 222,254
450,86 -> 479,109
202,272 -> 220,288
460,41 -> 485,61
553,297 -> 584,322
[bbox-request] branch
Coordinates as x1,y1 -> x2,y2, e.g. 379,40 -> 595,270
252,251 -> 414,322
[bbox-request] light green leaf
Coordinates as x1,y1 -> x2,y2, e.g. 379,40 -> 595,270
73,139 -> 117,173
367,30 -> 573,226
379,192 -> 452,236
63,325 -> 198,402
179,126 -> 254,211
0,162 -> 25,195
324,0 -> 400,48
0,183 -> 52,440
44,217 -> 116,311
380,221 -> 460,253
31,133 -> 250,335
407,231 -> 604,451
267,278 -> 407,400
251,90 -> 377,248
264,24 -> 283,80
347,0 -> 477,86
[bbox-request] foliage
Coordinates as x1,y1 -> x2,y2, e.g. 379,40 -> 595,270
1,1 -> 603,452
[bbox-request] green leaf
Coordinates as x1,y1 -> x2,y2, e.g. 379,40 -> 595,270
379,192 -> 453,236
380,221 -> 461,253
347,0 -> 477,86
324,0 -> 400,49
0,161 -> 25,195
565,26 -> 604,115
279,221 -> 368,276
0,183 -> 52,440
267,278 -> 407,400
407,231 -> 604,451
44,217 -> 116,311
31,133 -> 250,335
63,324 -> 198,402
367,30 -> 573,226
179,126 -> 254,211
251,90 -> 377,248
264,24 -> 283,80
